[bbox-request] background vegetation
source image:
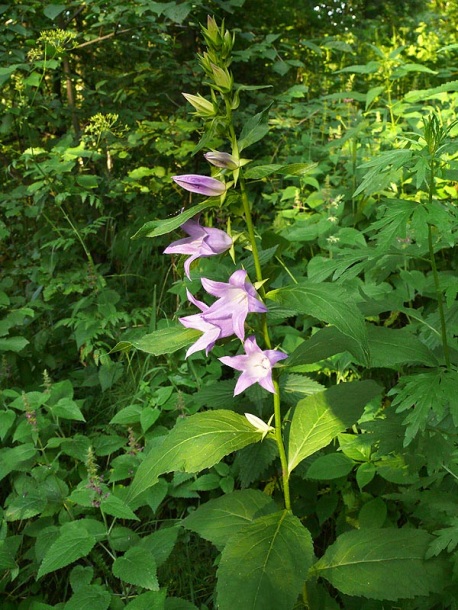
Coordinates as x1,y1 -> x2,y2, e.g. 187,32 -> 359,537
1,0 -> 457,608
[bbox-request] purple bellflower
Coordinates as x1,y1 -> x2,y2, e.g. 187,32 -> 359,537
201,269 -> 267,341
219,336 -> 288,396
179,290 -> 234,357
172,174 -> 226,197
164,218 -> 232,279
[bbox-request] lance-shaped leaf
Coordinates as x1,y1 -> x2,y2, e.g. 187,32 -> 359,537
287,380 -> 382,475
217,510 -> 314,610
131,200 -> 219,239
128,410 -> 262,501
266,282 -> 370,365
311,528 -> 446,601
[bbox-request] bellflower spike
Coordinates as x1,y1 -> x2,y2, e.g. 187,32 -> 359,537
179,290 -> 233,357
164,218 -> 232,279
219,336 -> 288,396
172,174 -> 226,197
201,269 -> 267,341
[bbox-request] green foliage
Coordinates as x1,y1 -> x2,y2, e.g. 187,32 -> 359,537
1,1 -> 458,608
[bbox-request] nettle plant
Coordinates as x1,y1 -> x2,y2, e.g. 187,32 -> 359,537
120,18 -> 450,609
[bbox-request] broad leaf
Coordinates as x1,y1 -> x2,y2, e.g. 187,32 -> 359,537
287,381 -> 382,474
64,584 -> 111,610
306,453 -> 355,480
312,528 -> 445,600
217,510 -> 314,610
267,282 -> 369,364
131,200 -> 219,239
128,410 -> 261,500
183,489 -> 277,549
125,591 -> 167,610
287,326 -> 363,366
37,522 -> 97,579
113,546 -> 159,590
367,325 -> 438,368
238,106 -> 270,151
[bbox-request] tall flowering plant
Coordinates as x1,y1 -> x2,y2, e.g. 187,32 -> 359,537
126,16 -> 383,610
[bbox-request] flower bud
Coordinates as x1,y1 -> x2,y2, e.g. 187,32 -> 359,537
210,64 -> 233,93
172,174 -> 226,197
182,93 -> 217,117
204,151 -> 239,170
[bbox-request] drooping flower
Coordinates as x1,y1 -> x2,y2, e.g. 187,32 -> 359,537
164,218 -> 232,279
201,269 -> 267,341
219,336 -> 287,396
172,174 -> 226,197
179,290 -> 234,357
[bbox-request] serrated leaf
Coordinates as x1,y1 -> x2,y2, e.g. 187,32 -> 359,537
131,200 -> 219,239
238,107 -> 271,152
312,528 -> 444,600
125,590 -> 167,610
64,584 -> 111,610
128,410 -> 261,500
217,511 -> 314,610
132,326 -> 201,356
100,494 -> 139,521
37,522 -> 97,579
367,326 -> 438,368
287,381 -> 382,474
113,546 -> 159,590
267,282 -> 369,364
183,490 -> 277,549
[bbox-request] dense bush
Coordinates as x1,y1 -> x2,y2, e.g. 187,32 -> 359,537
1,1 -> 457,608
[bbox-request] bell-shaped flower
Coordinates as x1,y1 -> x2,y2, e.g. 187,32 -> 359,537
201,270 -> 267,341
164,218 -> 232,279
204,151 -> 239,170
172,174 -> 226,197
219,336 -> 288,396
179,290 -> 234,357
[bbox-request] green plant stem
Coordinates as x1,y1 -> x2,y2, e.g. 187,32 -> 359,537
427,223 -> 450,368
427,160 -> 451,369
273,380 -> 291,510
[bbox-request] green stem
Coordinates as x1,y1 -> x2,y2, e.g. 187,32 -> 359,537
273,380 -> 291,510
427,159 -> 451,369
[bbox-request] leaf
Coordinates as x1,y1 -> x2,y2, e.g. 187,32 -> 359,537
0,336 -> 29,352
183,489 -> 277,549
113,546 -> 159,590
43,4 -> 67,20
49,397 -> 86,421
100,494 -> 139,521
217,511 -> 314,610
287,381 -> 382,474
404,79 -> 458,102
132,326 -> 201,356
64,584 -> 111,610
306,453 -> 355,480
365,85 -> 385,109
312,528 -> 445,600
125,591 -> 167,610
128,410 -> 261,500
37,522 -> 97,579
367,326 -> 438,368
130,200 -> 219,240
238,106 -> 271,152
287,326 -> 363,367
267,282 -> 369,364
0,444 -> 37,482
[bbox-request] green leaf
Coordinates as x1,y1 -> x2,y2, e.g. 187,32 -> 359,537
5,491 -> 46,521
287,326 -> 363,367
0,336 -> 29,352
183,489 -> 277,549
131,201 -> 219,239
267,282 -> 369,364
132,326 -> 201,356
113,546 -> 159,590
238,106 -> 271,152
306,453 -> 355,480
312,528 -> 445,600
37,522 -> 97,579
64,584 -> 111,610
365,85 -> 385,109
0,535 -> 21,569
140,526 -> 179,567
125,591 -> 167,610
287,381 -> 382,474
100,494 -> 139,521
49,397 -> 86,421
367,326 -> 438,368
128,410 -> 261,500
217,511 -> 314,610
0,444 -> 37,482
0,409 -> 16,441
43,4 -> 67,20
